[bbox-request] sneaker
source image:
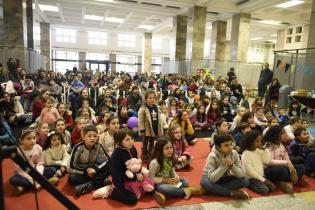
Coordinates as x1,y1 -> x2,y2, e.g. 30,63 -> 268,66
75,182 -> 93,197
48,177 -> 60,185
279,182 -> 293,194
16,186 -> 24,195
231,190 -> 250,199
153,191 -> 166,206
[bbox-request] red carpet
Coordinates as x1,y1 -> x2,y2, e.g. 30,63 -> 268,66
3,139 -> 315,210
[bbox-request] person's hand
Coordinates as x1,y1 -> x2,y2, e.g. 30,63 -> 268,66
87,168 -> 96,177
174,176 -> 180,184
223,158 -> 233,167
60,166 -> 66,173
235,146 -> 240,153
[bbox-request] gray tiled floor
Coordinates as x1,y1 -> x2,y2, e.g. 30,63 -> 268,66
143,191 -> 315,210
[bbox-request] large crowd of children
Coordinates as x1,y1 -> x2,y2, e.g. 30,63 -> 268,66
1,60 -> 315,207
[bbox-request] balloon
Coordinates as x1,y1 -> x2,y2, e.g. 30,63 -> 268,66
127,117 -> 138,129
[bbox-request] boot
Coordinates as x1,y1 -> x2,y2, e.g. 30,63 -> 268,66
16,186 -> 25,195
153,191 -> 166,206
231,190 -> 249,199
183,186 -> 204,200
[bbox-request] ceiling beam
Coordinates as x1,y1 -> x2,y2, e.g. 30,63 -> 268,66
100,9 -> 110,26
56,3 -> 65,23
151,17 -> 172,33
34,0 -> 49,23
117,12 -> 133,28
81,6 -> 86,25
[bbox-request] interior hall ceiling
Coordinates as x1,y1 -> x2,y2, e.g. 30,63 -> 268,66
9,0 -> 315,41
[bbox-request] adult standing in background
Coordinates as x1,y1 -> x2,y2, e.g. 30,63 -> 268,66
258,63 -> 273,97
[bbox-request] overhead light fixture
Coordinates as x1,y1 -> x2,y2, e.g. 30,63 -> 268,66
85,15 -> 103,21
267,39 -> 277,43
39,4 -> 59,12
271,34 -> 277,37
260,20 -> 282,25
105,17 -> 124,23
251,37 -> 263,40
138,25 -> 154,30
276,0 -> 304,8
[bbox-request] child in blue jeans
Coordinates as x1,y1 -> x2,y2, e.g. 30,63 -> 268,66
149,137 -> 203,206
201,134 -> 249,199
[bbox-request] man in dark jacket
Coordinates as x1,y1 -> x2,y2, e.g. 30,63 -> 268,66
258,63 -> 273,97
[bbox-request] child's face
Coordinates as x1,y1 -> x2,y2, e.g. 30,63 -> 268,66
171,100 -> 177,106
39,123 -> 49,135
21,132 -> 36,149
199,106 -> 205,114
219,122 -> 229,133
293,121 -> 302,129
58,104 -> 66,114
83,131 -> 98,148
82,101 -> 89,109
108,118 -> 119,133
280,129 -> 288,144
81,109 -> 90,117
77,120 -> 86,131
121,134 -> 134,150
243,126 -> 251,134
239,107 -> 246,116
50,135 -> 61,147
292,104 -> 298,109
186,106 -> 192,113
253,136 -> 262,149
302,121 -> 309,129
211,102 -> 218,110
217,141 -> 233,155
103,113 -> 110,123
81,90 -> 89,98
46,100 -> 54,108
121,107 -> 128,115
247,117 -> 254,124
163,142 -> 174,158
182,111 -> 189,120
188,91 -> 194,97
223,98 -> 229,104
270,119 -> 279,127
256,110 -> 264,118
279,109 -> 286,115
146,94 -> 155,106
55,121 -> 66,133
265,111 -> 273,119
172,127 -> 182,140
298,131 -> 310,143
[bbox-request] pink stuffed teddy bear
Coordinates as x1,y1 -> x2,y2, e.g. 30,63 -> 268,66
124,158 -> 154,198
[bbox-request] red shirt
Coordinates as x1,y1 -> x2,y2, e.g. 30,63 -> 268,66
71,128 -> 82,146
32,98 -> 45,120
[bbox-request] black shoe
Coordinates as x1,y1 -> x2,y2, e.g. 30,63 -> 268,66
75,181 -> 93,197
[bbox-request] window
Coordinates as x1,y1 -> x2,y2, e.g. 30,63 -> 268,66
152,37 -> 162,50
117,54 -> 136,74
118,34 -> 136,47
88,31 -> 107,45
86,53 -> 109,61
247,46 -> 264,63
53,51 -> 78,73
56,28 -> 76,43
34,26 -> 40,41
151,56 -> 162,74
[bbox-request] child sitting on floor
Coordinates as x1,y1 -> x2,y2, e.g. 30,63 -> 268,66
201,134 -> 249,199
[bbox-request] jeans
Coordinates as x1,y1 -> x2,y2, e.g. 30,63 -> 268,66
200,175 -> 249,197
155,178 -> 188,198
10,174 -> 35,190
43,166 -> 60,179
68,166 -> 110,188
248,178 -> 270,194
20,95 -> 32,112
110,188 -> 137,205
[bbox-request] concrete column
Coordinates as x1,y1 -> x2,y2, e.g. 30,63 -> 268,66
3,0 -> 28,48
78,52 -> 86,71
276,29 -> 285,50
305,0 -> 315,90
137,55 -> 142,74
40,22 -> 50,70
210,21 -> 227,61
263,44 -> 270,63
26,0 -> 34,49
185,6 -> 207,73
230,13 -> 251,62
0,19 -> 4,45
142,32 -> 152,75
170,15 -> 188,61
109,53 -> 117,73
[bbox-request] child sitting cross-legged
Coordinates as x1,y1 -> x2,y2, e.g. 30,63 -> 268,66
68,124 -> 111,197
200,134 -> 249,199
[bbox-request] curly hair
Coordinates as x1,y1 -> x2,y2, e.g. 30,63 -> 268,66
262,125 -> 282,146
240,130 -> 262,153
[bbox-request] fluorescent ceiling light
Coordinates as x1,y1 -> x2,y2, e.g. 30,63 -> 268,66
39,4 -> 59,12
251,37 -> 263,40
260,20 -> 282,25
267,39 -> 277,43
276,0 -> 304,8
138,25 -> 154,30
105,17 -> 124,23
85,15 -> 103,21
271,34 -> 277,37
